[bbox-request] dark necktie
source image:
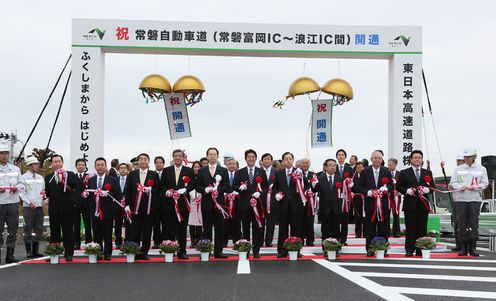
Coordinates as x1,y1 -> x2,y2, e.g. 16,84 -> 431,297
328,175 -> 333,191
249,168 -> 254,185
415,168 -> 420,182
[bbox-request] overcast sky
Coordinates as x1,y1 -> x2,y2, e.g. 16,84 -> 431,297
1,0 -> 494,176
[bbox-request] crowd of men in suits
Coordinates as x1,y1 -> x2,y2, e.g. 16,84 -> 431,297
0,144 -> 488,263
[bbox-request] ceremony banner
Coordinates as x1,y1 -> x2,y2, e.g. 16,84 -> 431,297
164,93 -> 192,140
311,99 -> 332,148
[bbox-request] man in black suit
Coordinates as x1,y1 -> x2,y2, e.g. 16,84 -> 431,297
152,156 -> 166,249
233,149 -> 268,258
388,158 -> 402,237
357,150 -> 393,256
300,158 -> 317,246
224,157 -> 241,247
351,161 -> 365,238
108,159 -> 119,178
196,147 -> 230,258
115,163 -> 129,248
44,154 -> 76,261
162,150 -> 195,259
336,149 -> 354,245
396,150 -> 435,256
124,153 -> 161,260
313,159 -> 343,252
73,158 -> 92,249
261,153 -> 277,247
272,152 -> 310,258
87,157 -> 119,260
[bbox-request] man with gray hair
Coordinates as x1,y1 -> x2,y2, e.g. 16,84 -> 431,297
0,144 -> 22,263
449,148 -> 489,256
357,150 -> 393,256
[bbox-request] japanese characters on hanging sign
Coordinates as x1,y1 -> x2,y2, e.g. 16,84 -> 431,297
164,93 -> 192,140
311,100 -> 333,148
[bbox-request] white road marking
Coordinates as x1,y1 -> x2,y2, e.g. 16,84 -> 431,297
313,259 -> 413,301
237,260 -> 250,274
387,286 -> 496,299
0,256 -> 48,269
336,262 -> 496,271
360,272 -> 496,282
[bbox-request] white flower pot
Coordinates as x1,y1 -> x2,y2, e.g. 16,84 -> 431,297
376,250 -> 385,259
238,251 -> 248,261
164,253 -> 174,262
327,251 -> 337,260
200,252 -> 210,261
88,254 -> 97,263
126,254 -> 135,263
421,249 -> 431,260
50,255 -> 59,264
288,251 -> 298,261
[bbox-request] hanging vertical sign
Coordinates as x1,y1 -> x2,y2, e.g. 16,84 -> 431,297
311,99 -> 332,148
164,93 -> 192,139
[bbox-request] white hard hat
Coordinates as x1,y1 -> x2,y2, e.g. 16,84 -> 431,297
456,153 -> 464,160
223,151 -> 234,158
461,147 -> 477,156
25,156 -> 39,166
0,144 -> 9,153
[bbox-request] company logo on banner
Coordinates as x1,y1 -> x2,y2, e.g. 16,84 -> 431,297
311,99 -> 332,148
164,93 -> 192,140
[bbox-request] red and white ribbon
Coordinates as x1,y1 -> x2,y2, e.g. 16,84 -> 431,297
290,172 -> 307,206
211,187 -> 229,219
266,184 -> 273,214
413,186 -> 433,213
371,190 -> 384,222
193,194 -> 202,224
135,183 -> 152,215
250,197 -> 263,228
305,189 -> 316,216
225,193 -> 238,218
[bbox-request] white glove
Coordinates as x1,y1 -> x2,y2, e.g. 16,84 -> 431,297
239,184 -> 247,191
311,181 -> 317,188
367,190 -> 373,197
295,168 -> 303,174
348,182 -> 354,189
422,187 -> 429,194
165,190 -> 173,197
177,188 -> 186,195
101,191 -> 108,197
379,186 -> 388,192
252,192 -> 260,198
124,205 -> 131,213
205,187 -> 213,193
189,191 -> 196,199
406,188 -> 414,196
275,192 -> 283,201
392,178 -> 397,185
232,191 -> 239,196
144,187 -> 152,194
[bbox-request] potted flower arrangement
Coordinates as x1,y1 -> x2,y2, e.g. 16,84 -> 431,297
233,239 -> 252,261
159,240 -> 180,262
323,238 -> 342,260
283,236 -> 303,261
369,237 -> 389,259
45,243 -> 64,264
415,237 -> 437,259
120,241 -> 141,263
84,242 -> 102,263
195,239 -> 213,262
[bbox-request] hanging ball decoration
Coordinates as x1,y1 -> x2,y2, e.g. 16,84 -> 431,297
321,78 -> 353,106
173,75 -> 206,106
139,74 -> 172,104
286,77 -> 321,99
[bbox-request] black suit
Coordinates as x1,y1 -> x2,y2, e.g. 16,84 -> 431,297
357,165 -> 393,251
153,170 -> 165,247
161,165 -> 195,255
87,175 -> 119,257
196,165 -> 229,255
262,167 -> 277,246
73,172 -> 92,246
396,167 -> 435,253
114,175 -> 128,245
124,169 -> 161,256
224,170 -> 241,246
272,167 -> 310,255
45,170 -> 76,257
233,166 -> 268,254
313,173 -> 343,246
302,171 -> 316,245
352,173 -> 365,238
390,170 -> 401,237
337,163 -> 354,241
108,168 -> 118,178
